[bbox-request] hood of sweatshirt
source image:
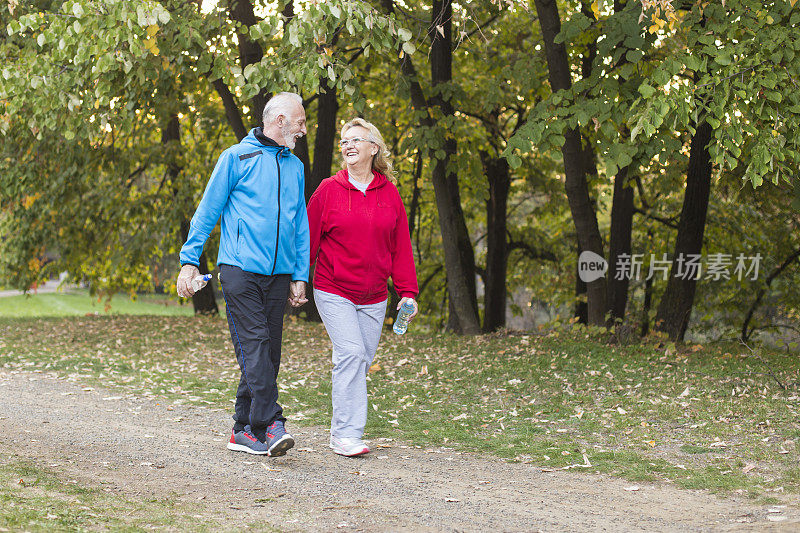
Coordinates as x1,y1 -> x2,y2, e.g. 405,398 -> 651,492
332,168 -> 389,191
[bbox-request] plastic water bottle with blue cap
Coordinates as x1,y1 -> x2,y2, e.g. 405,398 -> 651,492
191,274 -> 213,292
393,300 -> 416,335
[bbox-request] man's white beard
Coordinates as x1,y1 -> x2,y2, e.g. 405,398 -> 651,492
281,124 -> 296,149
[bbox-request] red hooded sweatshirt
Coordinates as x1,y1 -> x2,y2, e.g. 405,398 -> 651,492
307,169 -> 419,305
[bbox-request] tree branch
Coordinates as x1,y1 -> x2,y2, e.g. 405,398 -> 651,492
633,206 -> 679,229
740,246 -> 800,341
210,77 -> 247,141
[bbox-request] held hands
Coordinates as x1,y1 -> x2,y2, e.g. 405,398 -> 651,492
176,265 -> 200,298
288,281 -> 308,307
397,297 -> 418,321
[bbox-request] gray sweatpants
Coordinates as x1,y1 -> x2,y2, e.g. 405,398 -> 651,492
314,289 -> 387,439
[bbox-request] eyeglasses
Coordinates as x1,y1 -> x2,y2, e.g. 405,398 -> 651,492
339,137 -> 372,147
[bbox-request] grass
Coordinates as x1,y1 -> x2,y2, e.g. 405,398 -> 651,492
0,296 -> 799,506
0,289 -> 198,318
0,454 -> 225,532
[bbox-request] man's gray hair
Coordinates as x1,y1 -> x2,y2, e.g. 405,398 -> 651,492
262,92 -> 303,125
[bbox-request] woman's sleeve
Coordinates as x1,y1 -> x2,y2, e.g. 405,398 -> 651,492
307,183 -> 326,269
390,188 -> 419,298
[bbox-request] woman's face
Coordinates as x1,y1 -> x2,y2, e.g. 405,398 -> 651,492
340,125 -> 378,168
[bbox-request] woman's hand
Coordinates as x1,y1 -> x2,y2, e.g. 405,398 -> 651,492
397,297 -> 418,321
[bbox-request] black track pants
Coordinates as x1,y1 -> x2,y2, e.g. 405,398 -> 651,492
219,264 -> 290,440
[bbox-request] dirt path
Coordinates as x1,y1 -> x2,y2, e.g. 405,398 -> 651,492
1,370 -> 797,532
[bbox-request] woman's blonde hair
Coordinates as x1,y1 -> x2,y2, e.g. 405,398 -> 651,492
340,118 -> 396,184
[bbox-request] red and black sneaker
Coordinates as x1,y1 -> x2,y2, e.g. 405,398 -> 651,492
265,420 -> 295,457
227,426 -> 270,455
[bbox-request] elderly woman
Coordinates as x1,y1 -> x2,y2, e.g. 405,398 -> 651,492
307,117 -> 419,457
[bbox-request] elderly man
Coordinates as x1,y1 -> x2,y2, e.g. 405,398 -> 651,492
176,92 -> 310,457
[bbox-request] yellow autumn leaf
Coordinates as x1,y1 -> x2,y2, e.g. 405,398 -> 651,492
143,38 -> 160,56
591,0 -> 600,18
21,193 -> 41,209
146,24 -> 159,37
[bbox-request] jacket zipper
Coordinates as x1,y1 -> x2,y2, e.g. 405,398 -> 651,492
271,149 -> 282,275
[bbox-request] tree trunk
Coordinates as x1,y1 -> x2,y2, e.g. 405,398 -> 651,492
533,0 -> 607,325
309,77 -> 339,197
429,0 -> 480,334
605,0 -> 637,325
407,150 -> 423,248
481,151 -> 510,332
293,135 -> 312,184
640,265 -> 653,337
228,0 -> 269,126
162,116 -> 219,315
654,120 -> 713,340
606,165 -> 634,322
378,0 -> 480,334
210,79 -> 247,141
574,248 -> 588,324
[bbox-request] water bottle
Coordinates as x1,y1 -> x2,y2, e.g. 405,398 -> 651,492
393,300 -> 416,335
191,274 -> 213,292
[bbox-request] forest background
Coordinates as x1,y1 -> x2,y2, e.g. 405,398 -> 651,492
1,0 -> 799,347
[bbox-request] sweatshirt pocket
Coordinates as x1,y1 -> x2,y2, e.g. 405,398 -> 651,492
236,219 -> 244,256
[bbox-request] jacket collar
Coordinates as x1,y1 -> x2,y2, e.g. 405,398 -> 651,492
253,127 -> 280,147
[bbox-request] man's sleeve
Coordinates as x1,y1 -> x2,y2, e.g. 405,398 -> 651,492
179,151 -> 236,267
292,166 -> 310,282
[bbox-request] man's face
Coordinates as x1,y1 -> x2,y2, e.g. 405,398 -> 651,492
278,104 -> 307,149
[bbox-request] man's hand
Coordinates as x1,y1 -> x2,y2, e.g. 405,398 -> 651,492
288,281 -> 308,307
397,297 -> 419,321
176,265 -> 200,298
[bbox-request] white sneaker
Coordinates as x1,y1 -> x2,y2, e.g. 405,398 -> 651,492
329,435 -> 370,457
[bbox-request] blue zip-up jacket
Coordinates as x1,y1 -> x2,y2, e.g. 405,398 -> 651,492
179,128 -> 310,282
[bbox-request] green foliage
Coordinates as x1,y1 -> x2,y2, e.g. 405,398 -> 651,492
1,0 -> 798,341
0,1 -> 406,295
